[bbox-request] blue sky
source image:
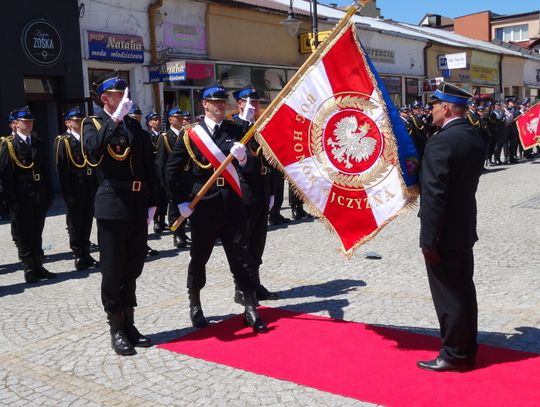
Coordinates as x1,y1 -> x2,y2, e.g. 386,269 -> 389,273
318,0 -> 539,25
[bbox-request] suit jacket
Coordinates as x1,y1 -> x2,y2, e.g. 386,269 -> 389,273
54,132 -> 98,205
0,133 -> 52,210
82,110 -> 158,220
233,115 -> 271,206
166,119 -> 249,204
419,118 -> 485,251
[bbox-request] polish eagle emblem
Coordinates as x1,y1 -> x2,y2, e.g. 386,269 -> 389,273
327,116 -> 377,169
526,117 -> 538,134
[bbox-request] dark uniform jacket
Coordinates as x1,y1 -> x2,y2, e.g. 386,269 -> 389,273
233,115 -> 271,206
419,118 -> 485,252
166,120 -> 248,204
0,133 -> 52,211
156,128 -> 179,189
82,110 -> 158,220
408,115 -> 428,158
54,131 -> 98,206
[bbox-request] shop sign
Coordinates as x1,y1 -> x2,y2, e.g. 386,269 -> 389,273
149,60 -> 186,83
163,22 -> 206,54
471,65 -> 498,84
21,19 -> 63,66
88,31 -> 144,63
365,48 -> 395,64
438,52 -> 467,70
299,31 -> 331,54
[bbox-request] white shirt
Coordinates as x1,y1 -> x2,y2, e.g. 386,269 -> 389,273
204,117 -> 223,135
170,126 -> 181,137
68,129 -> 81,141
17,132 -> 31,145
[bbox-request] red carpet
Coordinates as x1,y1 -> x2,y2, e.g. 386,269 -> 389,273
158,308 -> 540,406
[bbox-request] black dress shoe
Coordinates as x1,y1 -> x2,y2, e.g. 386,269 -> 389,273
146,246 -> 159,257
111,331 -> 137,356
153,223 -> 164,234
190,305 -> 209,328
125,326 -> 152,348
24,269 -> 39,284
417,357 -> 473,372
256,285 -> 279,301
36,266 -> 57,279
173,234 -> 187,249
84,255 -> 99,268
234,290 -> 245,306
75,257 -> 90,271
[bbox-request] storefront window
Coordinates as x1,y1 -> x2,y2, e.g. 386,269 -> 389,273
381,76 -> 402,107
405,78 -> 420,105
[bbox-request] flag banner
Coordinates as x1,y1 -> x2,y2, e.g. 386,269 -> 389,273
187,125 -> 243,197
516,103 -> 540,150
255,21 -> 419,255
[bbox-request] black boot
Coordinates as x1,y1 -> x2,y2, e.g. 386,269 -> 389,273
74,251 -> 90,271
124,307 -> 152,347
243,291 -> 267,333
34,256 -> 57,279
83,249 -> 99,268
173,234 -> 187,248
189,290 -> 208,328
253,268 -> 278,301
107,312 -> 136,356
22,257 -> 39,284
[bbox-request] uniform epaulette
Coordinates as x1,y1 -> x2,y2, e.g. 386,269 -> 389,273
55,134 -> 69,140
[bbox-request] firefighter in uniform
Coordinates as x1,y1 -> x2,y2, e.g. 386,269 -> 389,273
409,101 -> 428,158
54,107 -> 99,271
157,107 -> 191,248
0,107 -> 56,283
231,85 -> 279,304
127,105 -> 159,257
165,83 -> 267,333
82,75 -> 158,356
146,110 -> 168,233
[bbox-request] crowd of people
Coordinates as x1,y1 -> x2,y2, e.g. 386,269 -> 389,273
0,74 -> 537,370
398,96 -> 539,165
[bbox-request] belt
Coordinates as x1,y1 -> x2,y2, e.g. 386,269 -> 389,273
101,179 -> 144,192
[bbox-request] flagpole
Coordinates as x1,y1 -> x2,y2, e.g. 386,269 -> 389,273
170,2 -> 362,231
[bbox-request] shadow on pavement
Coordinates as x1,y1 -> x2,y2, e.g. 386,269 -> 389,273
366,323 -> 540,369
0,268 -> 100,298
274,278 -> 367,300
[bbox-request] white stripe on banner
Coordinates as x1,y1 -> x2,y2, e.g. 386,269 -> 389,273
284,156 -> 333,213
365,166 -> 407,225
192,125 -> 241,188
285,61 -> 333,123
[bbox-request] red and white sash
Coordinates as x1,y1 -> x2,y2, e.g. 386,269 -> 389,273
187,125 -> 243,197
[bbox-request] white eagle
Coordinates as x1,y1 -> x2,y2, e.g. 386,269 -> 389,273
327,116 -> 377,169
526,118 -> 538,134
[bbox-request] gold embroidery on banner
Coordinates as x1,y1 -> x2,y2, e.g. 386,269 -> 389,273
309,94 -> 395,190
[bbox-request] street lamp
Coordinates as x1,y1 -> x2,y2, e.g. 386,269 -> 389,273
282,0 -> 320,48
282,0 -> 301,37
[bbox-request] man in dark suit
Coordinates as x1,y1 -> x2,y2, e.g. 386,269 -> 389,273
83,75 -> 158,356
157,107 -> 191,248
0,107 -> 56,283
231,85 -> 278,305
417,82 -> 485,372
54,107 -> 99,271
165,83 -> 267,333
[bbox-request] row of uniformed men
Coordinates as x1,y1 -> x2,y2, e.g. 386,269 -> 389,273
0,74 -> 279,356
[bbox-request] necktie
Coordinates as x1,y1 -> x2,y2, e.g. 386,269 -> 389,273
26,137 -> 32,146
214,124 -> 219,135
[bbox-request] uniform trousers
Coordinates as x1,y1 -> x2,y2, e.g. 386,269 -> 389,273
153,185 -> 168,226
245,198 -> 268,269
12,203 -> 47,262
66,197 -> 94,257
269,171 -> 285,219
425,248 -> 478,365
97,218 -> 148,314
187,192 -> 255,292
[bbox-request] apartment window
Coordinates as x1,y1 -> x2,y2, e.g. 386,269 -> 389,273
495,24 -> 529,41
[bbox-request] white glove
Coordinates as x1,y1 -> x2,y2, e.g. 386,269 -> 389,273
178,202 -> 194,218
239,97 -> 256,123
268,195 -> 275,211
230,142 -> 247,165
147,206 -> 157,226
111,87 -> 133,122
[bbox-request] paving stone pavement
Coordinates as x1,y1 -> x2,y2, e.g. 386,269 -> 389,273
1,158 -> 539,406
